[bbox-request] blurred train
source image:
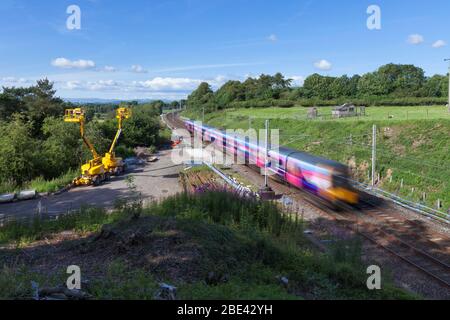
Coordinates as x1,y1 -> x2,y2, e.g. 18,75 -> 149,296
183,119 -> 359,207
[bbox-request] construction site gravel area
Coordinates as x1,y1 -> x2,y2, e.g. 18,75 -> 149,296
0,149 -> 183,223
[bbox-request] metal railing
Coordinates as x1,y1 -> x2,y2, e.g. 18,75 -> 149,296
203,161 -> 256,199
353,179 -> 450,224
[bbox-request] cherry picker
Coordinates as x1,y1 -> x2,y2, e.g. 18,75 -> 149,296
64,108 -> 107,186
102,107 -> 132,175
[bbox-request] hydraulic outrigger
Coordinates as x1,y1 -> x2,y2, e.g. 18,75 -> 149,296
102,107 -> 132,175
64,108 -> 106,186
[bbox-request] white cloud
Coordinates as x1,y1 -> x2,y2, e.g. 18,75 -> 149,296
155,62 -> 262,73
101,66 -> 117,72
314,59 -> 332,71
407,34 -> 424,45
130,65 -> 147,73
51,57 -> 96,69
289,76 -> 305,86
212,75 -> 229,85
1,77 -> 31,84
64,81 -> 82,90
135,77 -> 203,91
62,80 -> 120,91
57,74 -> 232,94
88,80 -> 120,91
267,34 -> 278,42
432,40 -> 446,48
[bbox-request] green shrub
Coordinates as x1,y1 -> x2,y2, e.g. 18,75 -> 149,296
115,145 -> 135,159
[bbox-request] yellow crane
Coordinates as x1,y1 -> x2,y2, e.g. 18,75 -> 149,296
64,108 -> 106,186
102,107 -> 132,175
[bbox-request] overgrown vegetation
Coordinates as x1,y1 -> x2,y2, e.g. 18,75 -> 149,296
0,206 -> 125,246
0,191 -> 416,300
0,80 -> 168,193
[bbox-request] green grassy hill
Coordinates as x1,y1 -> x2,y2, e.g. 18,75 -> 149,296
183,106 -> 450,211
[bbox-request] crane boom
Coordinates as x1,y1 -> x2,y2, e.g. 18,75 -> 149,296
108,107 -> 131,154
109,128 -> 122,154
80,120 -> 101,159
64,107 -> 106,187
64,108 -> 101,159
102,107 -> 132,175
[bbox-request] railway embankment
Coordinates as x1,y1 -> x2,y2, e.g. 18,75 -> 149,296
191,109 -> 450,217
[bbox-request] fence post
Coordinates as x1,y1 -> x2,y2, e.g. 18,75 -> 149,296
264,120 -> 270,188
371,125 -> 377,187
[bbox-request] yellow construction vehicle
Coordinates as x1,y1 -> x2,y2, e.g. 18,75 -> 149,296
102,107 -> 132,175
64,108 -> 106,186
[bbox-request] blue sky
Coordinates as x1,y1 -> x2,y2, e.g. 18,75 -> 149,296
0,0 -> 449,100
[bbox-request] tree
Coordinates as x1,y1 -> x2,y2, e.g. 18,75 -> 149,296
423,75 -> 448,97
0,87 -> 29,121
242,77 -> 258,100
187,82 -> 215,111
122,108 -> 161,147
377,64 -> 425,96
215,80 -> 245,109
0,115 -> 38,185
170,101 -> 180,109
357,72 -> 389,96
302,74 -> 335,99
330,75 -> 349,98
1,79 -> 65,136
40,117 -> 82,179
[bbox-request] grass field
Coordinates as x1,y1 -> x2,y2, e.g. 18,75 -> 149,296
183,106 -> 450,211
219,105 -> 450,122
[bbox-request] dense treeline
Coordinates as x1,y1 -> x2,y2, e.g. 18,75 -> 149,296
0,79 -> 164,190
186,64 -> 449,112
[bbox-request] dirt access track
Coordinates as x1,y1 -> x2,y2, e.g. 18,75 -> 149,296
0,149 -> 183,222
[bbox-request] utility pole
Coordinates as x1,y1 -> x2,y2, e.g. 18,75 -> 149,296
249,116 -> 252,130
258,119 -> 276,200
371,124 -> 377,187
202,107 -> 205,123
264,119 -> 269,188
445,59 -> 450,113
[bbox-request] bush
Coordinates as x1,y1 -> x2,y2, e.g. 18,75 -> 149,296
115,145 -> 135,159
154,191 -> 301,237
27,169 -> 78,193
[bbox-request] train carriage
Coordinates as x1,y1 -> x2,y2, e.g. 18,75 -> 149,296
183,120 -> 359,206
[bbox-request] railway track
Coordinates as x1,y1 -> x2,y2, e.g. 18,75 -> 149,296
165,113 -> 450,290
324,205 -> 450,289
